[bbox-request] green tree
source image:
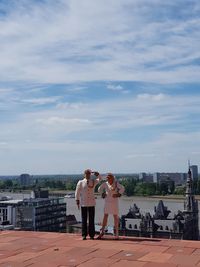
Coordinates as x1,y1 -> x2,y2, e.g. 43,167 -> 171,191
4,179 -> 13,188
174,186 -> 185,195
120,178 -> 136,196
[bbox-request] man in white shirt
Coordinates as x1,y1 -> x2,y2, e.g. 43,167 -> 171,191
75,169 -> 101,240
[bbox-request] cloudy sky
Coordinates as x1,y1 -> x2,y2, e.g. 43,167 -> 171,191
0,0 -> 200,175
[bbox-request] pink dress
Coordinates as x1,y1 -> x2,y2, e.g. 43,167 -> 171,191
98,181 -> 124,215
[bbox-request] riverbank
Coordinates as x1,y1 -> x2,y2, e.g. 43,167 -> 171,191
127,194 -> 200,201
2,189 -> 200,201
114,195 -> 184,203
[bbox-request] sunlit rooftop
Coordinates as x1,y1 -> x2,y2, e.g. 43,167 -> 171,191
1,231 -> 200,266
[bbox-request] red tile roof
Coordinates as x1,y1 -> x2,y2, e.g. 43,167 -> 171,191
0,231 -> 200,266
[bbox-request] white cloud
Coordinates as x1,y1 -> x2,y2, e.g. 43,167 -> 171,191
21,96 -> 61,105
56,102 -> 87,110
0,1 -> 200,174
1,130 -> 200,174
0,0 -> 199,84
0,88 -> 14,97
36,116 -> 91,126
0,142 -> 7,145
0,88 -> 12,93
0,90 -> 199,173
0,92 -> 199,143
126,153 -> 156,159
137,93 -> 167,101
107,84 -> 124,91
67,86 -> 87,92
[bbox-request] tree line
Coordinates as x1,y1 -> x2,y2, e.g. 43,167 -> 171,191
1,176 -> 200,197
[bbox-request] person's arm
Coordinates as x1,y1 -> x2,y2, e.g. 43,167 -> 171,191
75,181 -> 81,209
118,183 -> 125,195
94,172 -> 102,185
113,182 -> 124,198
98,182 -> 105,193
98,182 -> 106,198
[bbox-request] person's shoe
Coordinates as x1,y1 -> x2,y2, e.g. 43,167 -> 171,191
82,236 -> 87,240
96,229 -> 104,239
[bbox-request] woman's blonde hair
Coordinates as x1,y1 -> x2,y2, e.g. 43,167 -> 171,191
106,173 -> 115,180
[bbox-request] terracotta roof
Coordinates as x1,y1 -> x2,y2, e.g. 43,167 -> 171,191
1,231 -> 200,266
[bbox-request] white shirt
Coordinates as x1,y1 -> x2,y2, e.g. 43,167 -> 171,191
75,176 -> 102,207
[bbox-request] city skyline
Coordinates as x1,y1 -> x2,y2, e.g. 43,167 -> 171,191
0,1 -> 200,175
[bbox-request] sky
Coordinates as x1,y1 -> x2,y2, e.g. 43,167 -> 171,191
0,0 -> 200,175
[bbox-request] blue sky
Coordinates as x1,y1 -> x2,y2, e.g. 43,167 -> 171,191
0,0 -> 200,175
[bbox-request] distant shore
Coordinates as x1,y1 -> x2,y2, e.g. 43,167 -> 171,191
2,189 -> 200,202
120,195 -> 183,202
97,194 -> 200,202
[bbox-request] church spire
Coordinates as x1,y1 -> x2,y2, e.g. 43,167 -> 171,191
183,162 -> 199,240
184,163 -> 194,212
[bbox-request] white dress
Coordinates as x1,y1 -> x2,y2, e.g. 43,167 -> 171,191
98,181 -> 124,215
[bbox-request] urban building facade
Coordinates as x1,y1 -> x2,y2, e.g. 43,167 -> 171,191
121,166 -> 199,240
0,199 -> 22,229
153,172 -> 187,184
139,173 -> 153,182
190,165 -> 199,180
15,197 -> 66,232
0,190 -> 66,232
18,173 -> 32,186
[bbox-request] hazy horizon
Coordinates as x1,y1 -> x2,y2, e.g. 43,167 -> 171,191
0,170 -> 190,177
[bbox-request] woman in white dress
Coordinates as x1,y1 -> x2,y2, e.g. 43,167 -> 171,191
97,173 -> 124,239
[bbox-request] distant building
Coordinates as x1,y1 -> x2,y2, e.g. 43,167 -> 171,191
180,172 -> 187,183
139,173 -> 153,182
190,165 -> 198,180
121,166 -> 199,240
18,173 -> 32,186
121,201 -> 184,239
0,190 -> 66,233
153,172 -> 160,183
153,172 -> 186,185
139,173 -> 146,180
15,197 -> 66,232
0,199 -> 22,228
30,189 -> 49,198
183,167 -> 199,239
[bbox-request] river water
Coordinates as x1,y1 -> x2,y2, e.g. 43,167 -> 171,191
66,196 -> 185,226
0,192 -> 194,227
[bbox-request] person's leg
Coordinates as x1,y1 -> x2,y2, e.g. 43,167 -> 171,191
81,207 -> 88,239
113,214 -> 119,239
102,213 -> 108,230
88,206 -> 95,239
97,213 -> 108,239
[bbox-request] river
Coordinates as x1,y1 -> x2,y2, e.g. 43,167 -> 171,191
66,196 -> 185,225
0,192 -> 193,227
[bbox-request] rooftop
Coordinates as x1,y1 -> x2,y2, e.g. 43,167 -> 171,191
0,199 -> 22,204
1,231 -> 200,266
